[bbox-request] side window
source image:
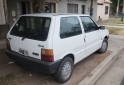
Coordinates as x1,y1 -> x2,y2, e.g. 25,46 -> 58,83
60,16 -> 82,39
80,16 -> 98,33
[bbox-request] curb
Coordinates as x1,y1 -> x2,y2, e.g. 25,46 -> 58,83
78,45 -> 124,85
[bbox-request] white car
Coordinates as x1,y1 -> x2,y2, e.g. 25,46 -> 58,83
5,13 -> 109,83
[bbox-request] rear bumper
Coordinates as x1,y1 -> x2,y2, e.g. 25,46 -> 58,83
5,50 -> 61,74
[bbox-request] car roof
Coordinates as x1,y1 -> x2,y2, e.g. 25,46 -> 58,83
21,13 -> 89,17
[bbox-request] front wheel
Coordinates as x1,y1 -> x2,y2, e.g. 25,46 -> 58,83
97,39 -> 108,54
54,57 -> 73,83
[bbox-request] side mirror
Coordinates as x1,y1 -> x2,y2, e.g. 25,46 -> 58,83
99,26 -> 105,30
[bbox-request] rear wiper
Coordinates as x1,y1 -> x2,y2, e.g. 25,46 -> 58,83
22,37 -> 26,41
29,33 -> 45,38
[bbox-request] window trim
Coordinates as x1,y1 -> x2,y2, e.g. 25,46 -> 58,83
59,16 -> 83,39
79,16 -> 99,33
10,16 -> 52,41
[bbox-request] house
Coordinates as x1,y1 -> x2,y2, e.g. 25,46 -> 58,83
0,0 -> 112,26
0,0 -> 112,39
58,0 -> 112,21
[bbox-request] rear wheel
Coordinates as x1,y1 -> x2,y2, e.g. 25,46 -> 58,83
97,39 -> 108,54
54,57 -> 73,83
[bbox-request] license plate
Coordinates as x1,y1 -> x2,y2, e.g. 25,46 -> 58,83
19,48 -> 28,56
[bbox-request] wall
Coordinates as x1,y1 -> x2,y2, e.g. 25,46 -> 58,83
0,24 -> 9,39
58,0 -> 90,15
97,5 -> 103,20
101,3 -> 110,20
7,0 -> 17,27
97,0 -> 111,21
58,0 -> 99,21
97,4 -> 110,21
0,0 -> 5,25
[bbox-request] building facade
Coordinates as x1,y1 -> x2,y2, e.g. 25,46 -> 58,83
0,0 -> 112,27
0,0 -> 6,25
58,0 -> 112,21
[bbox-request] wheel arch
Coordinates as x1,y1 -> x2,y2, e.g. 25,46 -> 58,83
104,36 -> 109,40
62,54 -> 75,63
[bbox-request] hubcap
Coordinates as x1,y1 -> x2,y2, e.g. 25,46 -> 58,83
101,41 -> 107,52
62,61 -> 72,80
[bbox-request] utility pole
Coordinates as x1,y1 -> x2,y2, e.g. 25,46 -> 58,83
116,0 -> 120,19
121,0 -> 124,21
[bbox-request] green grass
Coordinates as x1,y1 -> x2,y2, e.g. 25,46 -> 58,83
105,18 -> 124,25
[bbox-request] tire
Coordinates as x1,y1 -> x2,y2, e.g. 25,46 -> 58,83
54,57 -> 73,83
97,39 -> 108,54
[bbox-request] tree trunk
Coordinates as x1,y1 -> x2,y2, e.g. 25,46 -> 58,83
31,0 -> 44,13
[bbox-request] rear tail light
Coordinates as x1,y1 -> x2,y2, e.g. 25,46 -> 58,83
41,49 -> 54,62
6,39 -> 11,50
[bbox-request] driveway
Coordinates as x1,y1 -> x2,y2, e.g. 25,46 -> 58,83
0,50 -> 111,85
0,35 -> 124,85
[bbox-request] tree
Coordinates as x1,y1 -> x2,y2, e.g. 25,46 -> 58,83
111,0 -> 123,15
31,0 -> 45,13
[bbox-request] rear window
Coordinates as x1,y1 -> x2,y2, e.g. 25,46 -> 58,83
10,16 -> 51,41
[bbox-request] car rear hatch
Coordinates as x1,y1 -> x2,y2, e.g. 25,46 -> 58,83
7,16 -> 51,60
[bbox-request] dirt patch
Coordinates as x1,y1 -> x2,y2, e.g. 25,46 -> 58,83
107,27 -> 124,36
105,18 -> 124,25
0,49 -> 111,85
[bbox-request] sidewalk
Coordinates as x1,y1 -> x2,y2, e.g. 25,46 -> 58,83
97,18 -> 115,25
99,25 -> 124,28
94,35 -> 124,85
95,50 -> 124,85
97,18 -> 124,28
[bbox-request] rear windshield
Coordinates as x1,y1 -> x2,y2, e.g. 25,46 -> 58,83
10,16 -> 51,41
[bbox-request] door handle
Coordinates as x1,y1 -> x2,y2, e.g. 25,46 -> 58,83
84,38 -> 86,42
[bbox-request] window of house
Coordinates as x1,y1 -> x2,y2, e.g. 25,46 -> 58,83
60,16 -> 82,39
80,16 -> 98,33
105,6 -> 109,14
81,5 -> 85,14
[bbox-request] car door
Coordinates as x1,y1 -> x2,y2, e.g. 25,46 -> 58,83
53,16 -> 86,64
79,16 -> 102,56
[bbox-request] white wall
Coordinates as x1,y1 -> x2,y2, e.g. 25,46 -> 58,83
102,3 -> 110,20
49,0 -> 110,21
58,0 -> 90,15
96,2 -> 110,21
0,0 -> 5,25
